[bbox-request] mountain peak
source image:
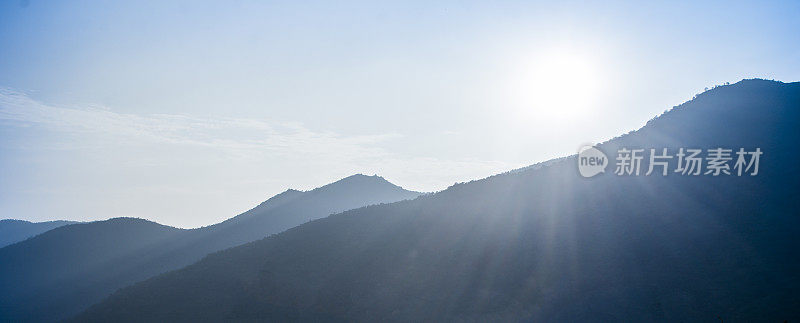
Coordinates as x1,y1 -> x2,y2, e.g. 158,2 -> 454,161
341,173 -> 388,182
316,173 -> 408,193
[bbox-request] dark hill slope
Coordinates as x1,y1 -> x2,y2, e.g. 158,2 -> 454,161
0,218 -> 181,321
0,175 -> 421,322
76,80 -> 800,322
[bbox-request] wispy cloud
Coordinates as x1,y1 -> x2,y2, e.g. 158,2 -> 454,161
0,87 -> 520,226
0,87 -> 400,160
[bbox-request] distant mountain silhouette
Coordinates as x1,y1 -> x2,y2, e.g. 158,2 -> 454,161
0,219 -> 78,248
0,175 -> 421,322
75,79 -> 800,322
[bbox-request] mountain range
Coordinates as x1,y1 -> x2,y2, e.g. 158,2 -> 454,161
0,174 -> 422,322
73,79 -> 800,321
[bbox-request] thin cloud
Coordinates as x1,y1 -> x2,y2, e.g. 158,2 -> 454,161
0,87 -> 519,195
0,87 -> 398,158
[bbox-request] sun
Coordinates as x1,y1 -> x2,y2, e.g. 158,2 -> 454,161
514,50 -> 602,121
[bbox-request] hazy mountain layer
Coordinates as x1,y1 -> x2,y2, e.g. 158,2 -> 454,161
0,219 -> 78,248
0,175 -> 421,322
76,80 -> 800,322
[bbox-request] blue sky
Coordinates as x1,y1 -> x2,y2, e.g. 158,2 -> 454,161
1,0 -> 799,228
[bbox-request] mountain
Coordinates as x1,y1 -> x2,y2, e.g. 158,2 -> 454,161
0,218 -> 184,321
0,219 -> 78,248
0,175 -> 422,322
75,79 -> 800,322
199,174 -> 423,249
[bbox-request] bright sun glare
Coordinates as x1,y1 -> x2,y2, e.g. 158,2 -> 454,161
516,51 -> 602,121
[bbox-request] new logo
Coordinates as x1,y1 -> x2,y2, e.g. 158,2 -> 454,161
578,145 -> 608,178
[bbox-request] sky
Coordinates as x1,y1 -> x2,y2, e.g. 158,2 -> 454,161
1,0 -> 799,228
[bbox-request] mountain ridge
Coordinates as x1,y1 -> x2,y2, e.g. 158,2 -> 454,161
75,79 -> 800,322
0,175 -> 422,322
